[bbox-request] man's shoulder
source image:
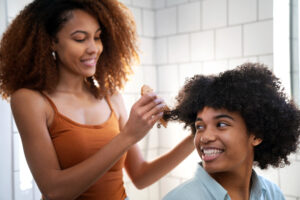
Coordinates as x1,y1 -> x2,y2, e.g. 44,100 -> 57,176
162,178 -> 208,200
257,174 -> 285,199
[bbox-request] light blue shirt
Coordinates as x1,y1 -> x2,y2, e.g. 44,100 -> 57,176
163,164 -> 285,200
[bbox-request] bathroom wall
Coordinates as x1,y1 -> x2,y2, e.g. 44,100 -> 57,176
0,0 -> 13,199
0,0 -> 299,200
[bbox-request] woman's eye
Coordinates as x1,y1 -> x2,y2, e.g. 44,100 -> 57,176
74,38 -> 85,42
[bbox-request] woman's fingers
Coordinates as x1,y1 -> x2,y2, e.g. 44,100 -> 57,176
142,98 -> 164,114
148,111 -> 164,125
135,92 -> 157,107
143,102 -> 165,121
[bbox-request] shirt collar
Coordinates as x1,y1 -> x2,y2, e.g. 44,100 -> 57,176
249,170 -> 267,199
195,163 -> 266,200
195,163 -> 229,199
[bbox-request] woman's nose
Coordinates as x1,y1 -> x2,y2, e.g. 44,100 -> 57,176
87,40 -> 101,54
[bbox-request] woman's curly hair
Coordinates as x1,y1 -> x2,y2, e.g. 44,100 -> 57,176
0,0 -> 138,99
165,62 -> 300,169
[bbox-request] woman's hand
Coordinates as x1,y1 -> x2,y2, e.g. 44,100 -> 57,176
122,92 -> 165,143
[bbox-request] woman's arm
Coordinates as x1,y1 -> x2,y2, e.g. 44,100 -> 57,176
113,93 -> 195,189
11,89 -> 164,200
125,135 -> 194,189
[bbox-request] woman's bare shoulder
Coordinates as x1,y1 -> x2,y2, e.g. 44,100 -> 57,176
109,91 -> 123,104
10,88 -> 50,117
11,88 -> 44,105
109,91 -> 127,119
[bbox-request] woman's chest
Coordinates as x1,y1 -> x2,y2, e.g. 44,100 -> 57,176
55,97 -> 113,126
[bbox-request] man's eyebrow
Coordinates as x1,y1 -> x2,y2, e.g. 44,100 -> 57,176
195,118 -> 203,122
70,28 -> 101,36
214,114 -> 234,120
195,114 -> 234,122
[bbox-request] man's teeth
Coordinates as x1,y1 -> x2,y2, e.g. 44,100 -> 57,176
203,149 -> 223,155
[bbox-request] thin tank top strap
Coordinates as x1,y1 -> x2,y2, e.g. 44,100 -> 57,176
40,92 -> 59,114
105,96 -> 114,112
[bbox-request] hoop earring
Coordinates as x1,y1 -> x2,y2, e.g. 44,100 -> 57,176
52,51 -> 56,60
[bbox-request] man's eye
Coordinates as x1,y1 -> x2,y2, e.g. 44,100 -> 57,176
195,124 -> 204,130
217,122 -> 228,128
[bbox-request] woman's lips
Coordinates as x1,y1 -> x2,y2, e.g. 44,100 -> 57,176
81,58 -> 97,67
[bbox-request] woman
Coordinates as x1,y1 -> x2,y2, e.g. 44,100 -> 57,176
0,0 -> 194,199
162,63 -> 300,200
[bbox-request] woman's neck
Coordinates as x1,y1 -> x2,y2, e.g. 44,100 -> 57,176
56,68 -> 87,94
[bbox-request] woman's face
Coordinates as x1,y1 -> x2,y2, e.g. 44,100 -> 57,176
53,9 -> 103,78
194,107 -> 261,175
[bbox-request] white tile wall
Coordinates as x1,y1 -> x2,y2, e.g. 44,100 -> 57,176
142,66 -> 158,91
129,6 -> 143,35
139,37 -> 154,64
153,0 -> 165,9
122,94 -> 139,116
216,26 -> 242,59
178,2 -> 201,33
0,99 -> 12,200
190,31 -> 214,61
203,0 -> 227,30
259,0 -> 273,20
124,65 -> 144,93
168,34 -> 190,63
258,54 -> 273,69
160,176 -> 181,198
146,146 -> 159,159
119,0 -> 132,5
0,0 -> 7,38
137,128 -> 159,152
155,37 -> 168,64
286,196 -> 298,200
33,182 -> 41,200
178,62 -> 203,87
157,65 -> 179,93
228,57 -> 258,70
143,10 -> 155,37
132,0 -> 153,9
159,123 -> 186,148
254,166 -> 280,186
202,60 -> 228,75
14,172 -> 33,200
170,151 -> 199,179
279,160 -> 300,196
6,0 -> 32,19
158,93 -> 178,109
125,183 -> 149,200
244,20 -> 273,56
13,134 -> 20,171
228,0 -> 257,25
148,182 -> 160,200
166,0 -> 188,7
156,7 -> 177,36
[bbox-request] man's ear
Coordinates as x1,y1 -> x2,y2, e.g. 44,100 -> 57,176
251,135 -> 262,146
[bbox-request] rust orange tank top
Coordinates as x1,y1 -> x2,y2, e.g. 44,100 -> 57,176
43,94 -> 127,200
